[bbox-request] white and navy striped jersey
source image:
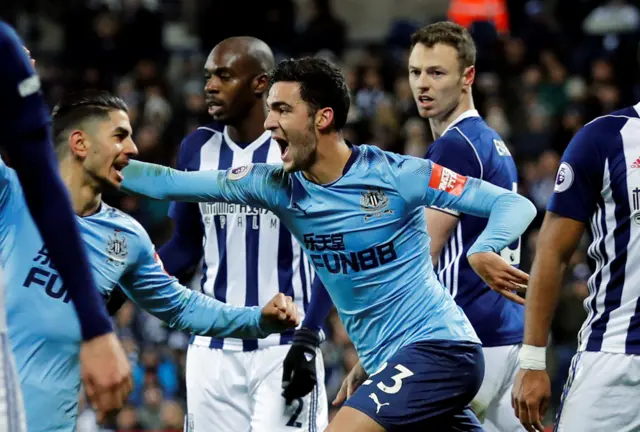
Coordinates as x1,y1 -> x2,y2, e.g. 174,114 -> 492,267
548,102 -> 640,354
168,123 -> 313,351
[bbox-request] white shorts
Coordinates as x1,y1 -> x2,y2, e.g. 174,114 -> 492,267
0,332 -> 26,432
555,351 -> 640,432
185,344 -> 328,432
471,344 -> 525,432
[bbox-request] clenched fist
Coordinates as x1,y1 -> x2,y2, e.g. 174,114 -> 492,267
260,293 -> 300,332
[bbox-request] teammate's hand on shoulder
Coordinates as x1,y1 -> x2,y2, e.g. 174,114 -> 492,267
512,368 -> 550,432
468,251 -> 528,305
80,332 -> 133,423
332,361 -> 368,406
282,327 -> 320,404
261,293 -> 300,332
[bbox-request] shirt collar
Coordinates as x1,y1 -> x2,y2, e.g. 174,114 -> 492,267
441,109 -> 480,136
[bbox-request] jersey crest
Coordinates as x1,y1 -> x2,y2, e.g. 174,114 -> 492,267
360,188 -> 393,221
106,230 -> 128,266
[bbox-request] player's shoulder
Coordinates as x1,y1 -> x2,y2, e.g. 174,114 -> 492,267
571,108 -> 638,152
254,163 -> 291,187
0,20 -> 18,45
179,122 -> 223,152
446,115 -> 505,153
583,108 -> 639,135
357,144 -> 430,174
98,203 -> 149,240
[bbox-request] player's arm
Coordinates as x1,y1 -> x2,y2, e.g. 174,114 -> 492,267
120,232 -> 298,338
282,276 -> 334,402
0,23 -> 131,417
512,111 -> 603,431
157,137 -> 204,277
121,159 -> 285,212
159,202 -> 204,276
0,23 -> 113,339
397,157 -> 535,302
425,210 -> 458,266
423,134 -> 482,264
399,157 -> 535,259
523,213 -> 584,347
302,276 -> 333,331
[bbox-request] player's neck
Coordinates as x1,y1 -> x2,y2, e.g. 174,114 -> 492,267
225,103 -> 267,144
429,94 -> 475,139
302,134 -> 352,185
59,159 -> 102,217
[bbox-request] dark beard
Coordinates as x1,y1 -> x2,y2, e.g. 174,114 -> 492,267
284,118 -> 318,172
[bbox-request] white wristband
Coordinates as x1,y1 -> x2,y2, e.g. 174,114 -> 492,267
519,344 -> 546,370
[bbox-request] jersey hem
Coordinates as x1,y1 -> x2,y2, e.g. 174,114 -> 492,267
579,346 -> 640,355
478,335 -> 523,347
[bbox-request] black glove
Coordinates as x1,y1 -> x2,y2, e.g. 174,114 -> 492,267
105,285 -> 128,316
282,327 -> 320,404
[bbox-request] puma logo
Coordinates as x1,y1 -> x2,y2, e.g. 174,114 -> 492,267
369,393 -> 390,414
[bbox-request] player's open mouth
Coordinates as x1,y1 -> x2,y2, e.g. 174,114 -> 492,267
274,137 -> 290,160
418,95 -> 434,105
207,99 -> 224,114
112,160 -> 129,181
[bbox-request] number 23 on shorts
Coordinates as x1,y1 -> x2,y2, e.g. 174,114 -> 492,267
364,362 -> 414,394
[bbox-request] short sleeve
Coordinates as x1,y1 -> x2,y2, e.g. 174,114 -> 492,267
425,133 -> 482,215
425,133 -> 482,178
547,118 -> 609,223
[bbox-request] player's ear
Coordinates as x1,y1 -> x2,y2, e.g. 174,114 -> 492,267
463,65 -> 475,88
253,73 -> 269,97
315,107 -> 334,132
69,130 -> 89,159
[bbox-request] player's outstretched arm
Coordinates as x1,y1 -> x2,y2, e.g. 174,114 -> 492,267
120,235 -> 299,338
282,277 -> 334,403
0,22 -> 131,418
512,212 -> 584,431
121,159 -> 284,212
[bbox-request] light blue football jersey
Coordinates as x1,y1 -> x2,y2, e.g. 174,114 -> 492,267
0,158 -> 273,431
122,144 -> 536,373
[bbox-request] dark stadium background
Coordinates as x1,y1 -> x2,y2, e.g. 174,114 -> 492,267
2,0 -> 638,430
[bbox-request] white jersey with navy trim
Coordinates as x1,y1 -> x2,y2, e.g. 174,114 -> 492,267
548,102 -> 640,354
174,123 -> 314,351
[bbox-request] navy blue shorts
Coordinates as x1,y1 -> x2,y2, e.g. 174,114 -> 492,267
344,340 -> 484,431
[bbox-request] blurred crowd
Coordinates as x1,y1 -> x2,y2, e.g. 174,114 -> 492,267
3,0 -> 640,429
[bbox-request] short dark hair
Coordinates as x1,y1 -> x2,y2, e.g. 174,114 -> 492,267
268,57 -> 350,130
411,21 -> 476,70
52,90 -> 128,151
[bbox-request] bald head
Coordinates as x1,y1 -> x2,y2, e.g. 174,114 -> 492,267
210,36 -> 275,76
203,37 -> 275,122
